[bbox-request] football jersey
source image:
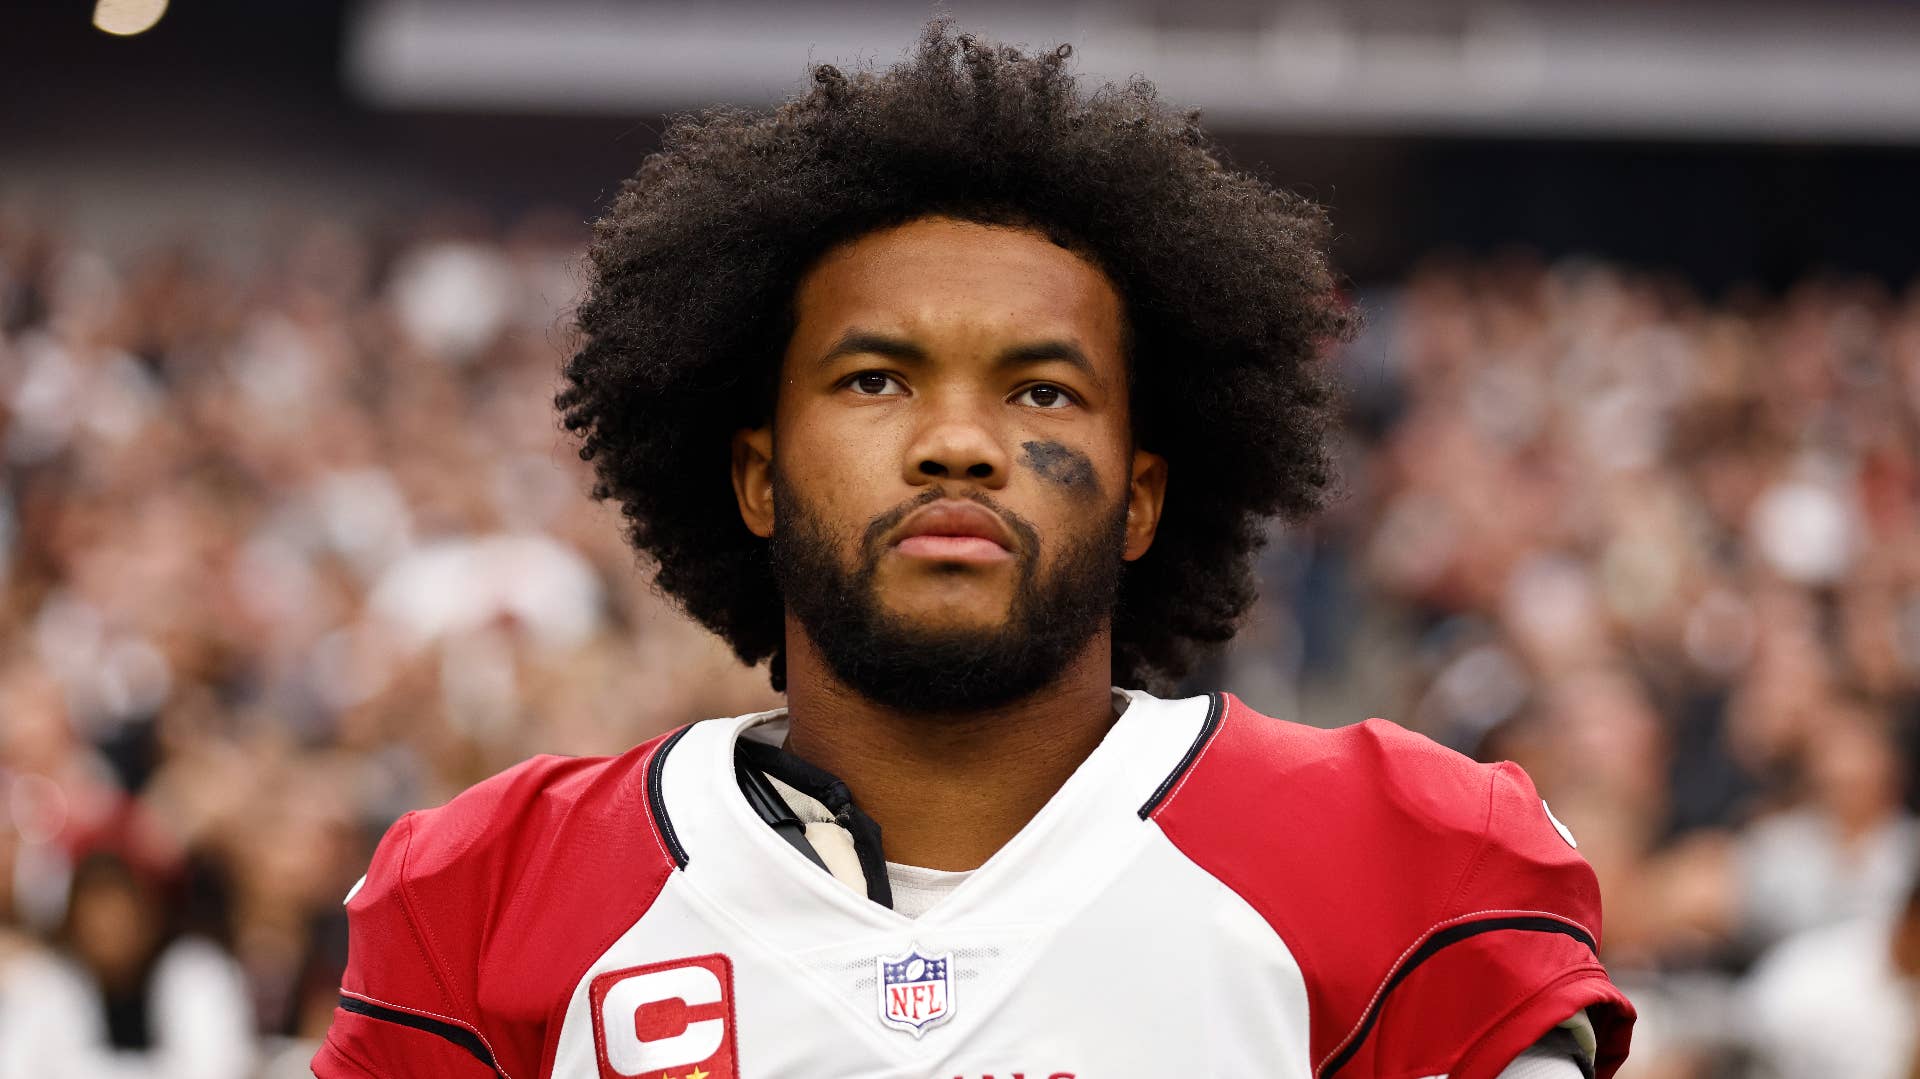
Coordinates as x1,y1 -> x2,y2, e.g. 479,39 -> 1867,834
315,689 -> 1635,1079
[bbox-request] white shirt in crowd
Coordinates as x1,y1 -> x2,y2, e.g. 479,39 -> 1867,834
0,936 -> 255,1079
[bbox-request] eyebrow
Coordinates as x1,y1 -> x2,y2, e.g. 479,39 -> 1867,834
816,329 -> 1107,390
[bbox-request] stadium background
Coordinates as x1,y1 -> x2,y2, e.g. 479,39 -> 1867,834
2,1 -> 1917,1075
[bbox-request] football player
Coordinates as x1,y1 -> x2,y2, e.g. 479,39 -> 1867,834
317,22 -> 1634,1079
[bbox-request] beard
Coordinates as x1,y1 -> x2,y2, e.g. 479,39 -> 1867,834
769,475 -> 1128,714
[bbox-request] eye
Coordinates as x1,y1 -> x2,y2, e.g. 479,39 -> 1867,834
1013,383 -> 1075,410
845,371 -> 906,396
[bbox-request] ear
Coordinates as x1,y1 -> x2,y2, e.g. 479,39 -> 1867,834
731,426 -> 776,539
1122,448 -> 1168,561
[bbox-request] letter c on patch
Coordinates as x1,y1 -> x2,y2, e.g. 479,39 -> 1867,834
602,965 -> 722,1072
589,954 -> 738,1079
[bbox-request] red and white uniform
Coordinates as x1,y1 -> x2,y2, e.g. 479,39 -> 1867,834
316,690 -> 1635,1079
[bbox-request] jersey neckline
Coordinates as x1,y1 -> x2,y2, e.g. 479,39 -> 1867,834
646,687 -> 1220,949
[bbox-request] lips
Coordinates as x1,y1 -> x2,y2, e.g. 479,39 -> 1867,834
889,500 -> 1017,563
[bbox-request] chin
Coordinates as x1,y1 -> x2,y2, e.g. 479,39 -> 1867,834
874,589 -> 1016,638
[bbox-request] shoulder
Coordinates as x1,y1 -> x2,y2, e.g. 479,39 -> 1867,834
1745,915 -> 1894,1010
1741,916 -> 1907,1078
391,737 -> 675,899
332,726 -> 691,1078
356,726 -> 692,949
1155,696 -> 1580,899
0,944 -> 95,1016
151,936 -> 249,995
1152,694 -> 1632,1079
0,946 -> 104,1061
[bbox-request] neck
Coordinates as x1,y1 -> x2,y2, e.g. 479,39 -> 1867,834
780,619 -> 1120,872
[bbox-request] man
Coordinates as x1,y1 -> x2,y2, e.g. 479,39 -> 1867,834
1742,841 -> 1920,1078
317,24 -> 1633,1079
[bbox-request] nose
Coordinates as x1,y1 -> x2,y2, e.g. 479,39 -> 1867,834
903,411 -> 1010,488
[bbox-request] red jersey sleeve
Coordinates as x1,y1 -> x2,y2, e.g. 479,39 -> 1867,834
313,735 -> 681,1079
315,813 -> 509,1078
1151,697 -> 1635,1079
1346,761 -> 1634,1079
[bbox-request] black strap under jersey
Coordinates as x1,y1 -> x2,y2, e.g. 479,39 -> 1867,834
735,754 -> 830,872
733,739 -> 894,908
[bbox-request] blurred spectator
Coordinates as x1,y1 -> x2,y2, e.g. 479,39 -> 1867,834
0,797 -> 253,1077
1740,870 -> 1920,1079
1736,695 -> 1916,947
47,847 -> 254,1078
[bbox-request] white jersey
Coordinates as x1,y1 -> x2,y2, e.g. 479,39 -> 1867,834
317,690 -> 1634,1078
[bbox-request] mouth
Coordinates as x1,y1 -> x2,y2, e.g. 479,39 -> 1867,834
888,500 -> 1017,564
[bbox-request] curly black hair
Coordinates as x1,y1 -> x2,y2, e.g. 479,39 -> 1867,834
559,20 -> 1355,693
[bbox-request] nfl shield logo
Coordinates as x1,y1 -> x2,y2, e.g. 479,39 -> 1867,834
876,945 -> 955,1036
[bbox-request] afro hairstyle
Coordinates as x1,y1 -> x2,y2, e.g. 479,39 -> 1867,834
559,20 -> 1356,693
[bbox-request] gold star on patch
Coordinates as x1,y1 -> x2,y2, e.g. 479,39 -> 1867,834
686,1069 -> 710,1079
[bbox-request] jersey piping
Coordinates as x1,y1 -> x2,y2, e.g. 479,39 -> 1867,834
1317,913 -> 1600,1078
1137,690 -> 1225,817
337,991 -> 508,1077
647,724 -> 695,868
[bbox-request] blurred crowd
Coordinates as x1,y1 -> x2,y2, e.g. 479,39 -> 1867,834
1229,253 -> 1920,1078
1,204 -> 1916,1077
0,203 -> 781,1076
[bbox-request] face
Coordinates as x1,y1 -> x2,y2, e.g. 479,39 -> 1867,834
732,216 -> 1167,711
69,862 -> 159,987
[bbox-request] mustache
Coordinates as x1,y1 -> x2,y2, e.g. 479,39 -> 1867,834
860,488 -> 1040,557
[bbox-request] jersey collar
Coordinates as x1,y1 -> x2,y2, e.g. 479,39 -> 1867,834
649,688 -> 1219,949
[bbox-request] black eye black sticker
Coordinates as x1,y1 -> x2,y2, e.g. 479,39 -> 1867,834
1020,440 -> 1098,495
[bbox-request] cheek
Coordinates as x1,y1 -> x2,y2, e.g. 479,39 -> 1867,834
1017,416 -> 1136,505
1016,440 -> 1131,549
774,415 -> 903,526
778,392 -> 906,473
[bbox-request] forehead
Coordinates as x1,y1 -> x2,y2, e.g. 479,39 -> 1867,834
790,216 -> 1126,352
